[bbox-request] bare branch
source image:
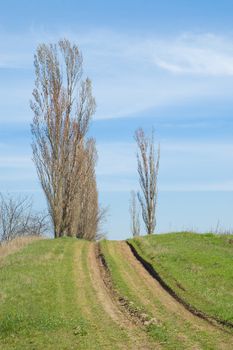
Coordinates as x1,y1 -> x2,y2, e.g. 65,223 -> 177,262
31,38 -> 101,240
129,190 -> 140,237
135,128 -> 160,235
0,194 -> 49,242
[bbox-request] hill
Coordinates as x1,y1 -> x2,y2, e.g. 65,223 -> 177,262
0,234 -> 232,349
128,232 -> 233,324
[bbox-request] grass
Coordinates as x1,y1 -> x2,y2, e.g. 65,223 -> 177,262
0,238 -> 151,349
100,240 -> 177,348
0,236 -> 41,261
128,232 -> 233,324
1,235 -> 233,349
0,238 -> 86,349
100,240 -> 233,349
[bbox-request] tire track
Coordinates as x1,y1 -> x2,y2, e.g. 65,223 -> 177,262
77,242 -> 158,350
119,242 -> 233,350
127,241 -> 233,331
88,243 -> 133,327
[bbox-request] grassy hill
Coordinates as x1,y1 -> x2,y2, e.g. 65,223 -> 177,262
0,234 -> 232,349
0,238 -> 152,349
128,232 -> 233,324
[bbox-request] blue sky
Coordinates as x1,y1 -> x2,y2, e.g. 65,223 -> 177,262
0,0 -> 233,239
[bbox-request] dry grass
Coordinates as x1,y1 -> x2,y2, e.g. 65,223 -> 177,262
0,236 -> 41,261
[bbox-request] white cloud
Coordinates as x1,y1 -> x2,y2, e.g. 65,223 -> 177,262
160,181 -> 233,192
80,31 -> 233,119
1,29 -> 233,122
162,141 -> 233,154
0,155 -> 32,168
97,140 -> 233,172
151,33 -> 233,76
99,178 -> 233,193
0,140 -> 232,193
96,141 -> 233,192
0,27 -> 58,69
96,142 -> 136,175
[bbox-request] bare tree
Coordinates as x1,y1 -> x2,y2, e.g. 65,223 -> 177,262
30,39 -> 99,239
135,128 -> 160,235
25,212 -> 50,237
129,190 -> 140,237
71,138 -> 99,240
0,194 -> 48,242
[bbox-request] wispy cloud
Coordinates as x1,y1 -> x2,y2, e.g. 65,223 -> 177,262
99,178 -> 233,193
1,29 -> 233,122
0,155 -> 32,168
160,181 -> 233,192
1,140 -> 231,192
0,27 -> 59,69
96,141 -> 233,192
78,30 -> 233,118
96,142 -> 136,175
151,33 -> 233,76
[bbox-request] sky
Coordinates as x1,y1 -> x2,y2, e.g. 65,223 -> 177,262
0,0 -> 233,239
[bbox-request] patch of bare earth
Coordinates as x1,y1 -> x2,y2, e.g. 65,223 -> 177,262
89,243 -> 133,326
87,242 -> 159,350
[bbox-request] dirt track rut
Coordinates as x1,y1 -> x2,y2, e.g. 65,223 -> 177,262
100,241 -> 233,349
74,241 -> 157,349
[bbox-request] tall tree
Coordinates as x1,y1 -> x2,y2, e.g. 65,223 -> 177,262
129,190 -> 140,237
30,39 -> 98,239
73,138 -> 99,240
135,128 -> 160,235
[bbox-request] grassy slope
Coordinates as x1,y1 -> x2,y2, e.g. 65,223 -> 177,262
1,235 -> 232,349
0,238 -> 148,350
128,232 -> 233,323
0,236 -> 41,261
100,240 -> 233,349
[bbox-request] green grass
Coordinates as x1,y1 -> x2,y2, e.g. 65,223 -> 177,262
128,232 -> 233,323
0,238 -> 87,349
0,238 -> 151,349
1,235 -> 232,349
100,240 -> 178,349
100,240 -> 233,349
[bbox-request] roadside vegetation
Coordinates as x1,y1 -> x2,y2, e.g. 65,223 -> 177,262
128,232 -> 233,324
